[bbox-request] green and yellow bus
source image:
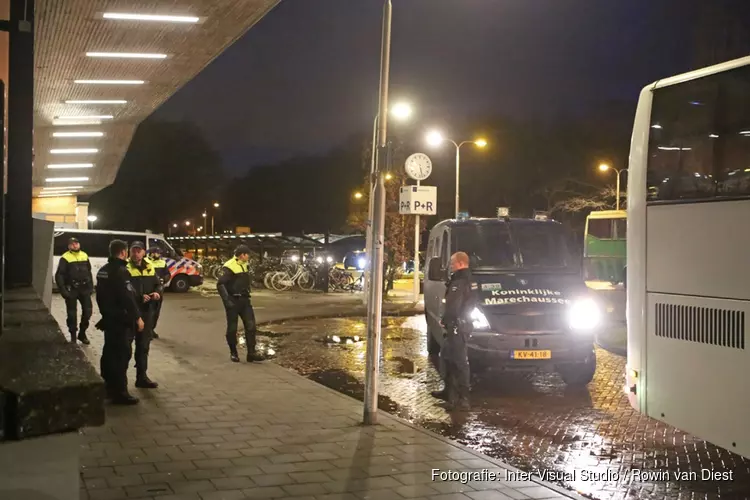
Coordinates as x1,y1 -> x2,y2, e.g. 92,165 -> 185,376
583,210 -> 626,285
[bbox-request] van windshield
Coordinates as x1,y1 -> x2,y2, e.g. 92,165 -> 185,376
451,223 -> 573,271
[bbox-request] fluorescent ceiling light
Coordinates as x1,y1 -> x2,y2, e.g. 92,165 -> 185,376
74,80 -> 144,85
54,120 -> 102,126
102,12 -> 199,23
38,192 -> 79,197
50,148 -> 98,154
56,115 -> 113,120
657,146 -> 692,151
86,52 -> 167,59
47,163 -> 94,169
42,186 -> 84,191
65,99 -> 126,104
53,131 -> 104,138
651,124 -> 662,129
46,177 -> 90,183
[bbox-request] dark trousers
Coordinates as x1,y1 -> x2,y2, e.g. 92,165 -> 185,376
134,308 -> 154,380
440,334 -> 471,403
100,327 -> 134,394
152,299 -> 162,330
64,289 -> 93,336
225,296 -> 256,353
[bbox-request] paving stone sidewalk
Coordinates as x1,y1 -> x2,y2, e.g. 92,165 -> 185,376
64,313 -> 579,500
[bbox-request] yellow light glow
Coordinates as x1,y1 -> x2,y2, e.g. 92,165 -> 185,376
599,163 -> 611,172
474,138 -> 488,148
385,173 -> 393,180
353,192 -> 363,200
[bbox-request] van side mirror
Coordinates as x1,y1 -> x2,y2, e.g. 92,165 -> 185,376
428,259 -> 445,281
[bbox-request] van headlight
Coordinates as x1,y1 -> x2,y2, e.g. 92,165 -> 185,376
568,298 -> 602,331
471,308 -> 491,330
357,258 -> 366,270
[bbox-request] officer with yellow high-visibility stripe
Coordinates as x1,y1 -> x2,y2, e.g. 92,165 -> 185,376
146,247 -> 171,340
127,241 -> 162,388
217,245 -> 263,363
55,237 -> 93,344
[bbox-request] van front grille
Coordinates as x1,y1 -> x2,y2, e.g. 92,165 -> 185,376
654,303 -> 745,349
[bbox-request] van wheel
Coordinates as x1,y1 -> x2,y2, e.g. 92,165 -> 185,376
170,275 -> 190,293
557,354 -> 596,386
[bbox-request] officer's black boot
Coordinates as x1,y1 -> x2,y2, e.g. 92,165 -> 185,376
246,351 -> 264,362
78,331 -> 90,345
152,331 -> 160,340
111,392 -> 139,405
431,389 -> 450,401
135,376 -> 159,389
230,347 -> 240,363
70,331 -> 77,343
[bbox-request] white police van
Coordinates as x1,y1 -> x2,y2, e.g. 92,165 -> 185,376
52,229 -> 203,293
423,210 -> 602,386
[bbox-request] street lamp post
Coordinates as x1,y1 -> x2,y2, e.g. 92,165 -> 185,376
426,131 -> 487,218
212,202 -> 220,235
598,163 -> 628,211
362,101 -> 412,305
363,0 -> 392,426
87,215 -> 97,229
169,223 -> 177,237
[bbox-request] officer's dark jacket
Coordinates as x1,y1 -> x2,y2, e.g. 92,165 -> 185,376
126,258 -> 164,301
95,258 -> 142,327
147,256 -> 171,285
442,268 -> 475,331
55,250 -> 94,293
217,257 -> 251,304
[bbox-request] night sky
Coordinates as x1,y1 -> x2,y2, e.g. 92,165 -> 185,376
153,0 -> 726,174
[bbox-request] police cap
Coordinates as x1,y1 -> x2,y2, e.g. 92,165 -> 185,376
130,240 -> 146,250
68,237 -> 79,244
234,245 -> 251,257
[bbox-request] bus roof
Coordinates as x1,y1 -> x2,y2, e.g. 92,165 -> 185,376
586,210 -> 626,220
650,54 -> 750,92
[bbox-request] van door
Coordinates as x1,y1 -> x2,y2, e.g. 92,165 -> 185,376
424,229 -> 450,326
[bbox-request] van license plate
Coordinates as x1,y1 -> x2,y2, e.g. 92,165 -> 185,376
511,350 -> 551,360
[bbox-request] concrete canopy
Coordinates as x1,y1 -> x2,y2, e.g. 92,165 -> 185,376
33,0 -> 279,197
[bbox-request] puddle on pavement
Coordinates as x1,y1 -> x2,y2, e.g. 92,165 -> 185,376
262,316 -> 750,500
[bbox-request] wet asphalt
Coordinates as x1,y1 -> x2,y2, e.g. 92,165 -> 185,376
260,316 -> 750,500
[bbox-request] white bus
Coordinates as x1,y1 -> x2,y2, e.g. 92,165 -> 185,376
626,55 -> 750,458
53,229 -> 204,292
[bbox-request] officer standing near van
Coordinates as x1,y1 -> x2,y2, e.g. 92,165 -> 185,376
127,241 -> 162,389
217,245 -> 264,363
147,247 -> 171,340
431,251 -> 475,410
95,239 -> 145,405
55,237 -> 94,345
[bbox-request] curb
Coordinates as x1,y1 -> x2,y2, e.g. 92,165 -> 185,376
269,361 -> 587,500
596,341 -> 626,357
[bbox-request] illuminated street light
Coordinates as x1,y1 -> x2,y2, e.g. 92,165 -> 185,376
185,220 -> 191,226
87,215 -> 98,229
354,191 -> 364,200
385,173 -> 393,181
425,130 -> 489,217
390,102 -> 413,120
213,202 -> 220,208
597,163 -> 628,211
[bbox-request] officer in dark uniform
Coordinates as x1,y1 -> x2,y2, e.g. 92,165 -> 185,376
431,251 -> 475,410
147,247 -> 171,340
55,237 -> 94,344
127,241 -> 162,389
95,239 -> 145,405
217,245 -> 263,363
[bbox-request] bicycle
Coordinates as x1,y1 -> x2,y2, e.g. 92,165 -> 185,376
270,263 -> 316,291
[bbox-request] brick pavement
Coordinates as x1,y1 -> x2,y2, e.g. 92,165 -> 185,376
59,309 -> 579,499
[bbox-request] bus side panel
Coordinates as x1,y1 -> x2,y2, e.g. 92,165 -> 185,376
645,292 -> 750,458
626,85 -> 653,414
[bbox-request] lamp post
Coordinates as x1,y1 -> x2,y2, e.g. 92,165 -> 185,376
87,214 -> 97,229
169,223 -> 177,237
363,101 -> 413,305
363,0 -> 393,426
212,202 -> 219,235
426,131 -> 487,218
598,163 -> 627,211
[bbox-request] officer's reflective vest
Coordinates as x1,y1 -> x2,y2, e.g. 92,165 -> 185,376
60,250 -> 92,284
127,259 -> 159,296
222,257 -> 251,295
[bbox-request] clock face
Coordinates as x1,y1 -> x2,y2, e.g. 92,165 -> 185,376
404,153 -> 432,181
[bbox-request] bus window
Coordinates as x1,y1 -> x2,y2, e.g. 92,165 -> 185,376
587,219 -> 613,239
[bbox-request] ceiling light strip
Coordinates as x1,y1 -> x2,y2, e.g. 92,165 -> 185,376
53,132 -> 104,138
41,186 -> 84,191
65,100 -> 127,104
45,177 -> 89,183
102,12 -> 199,23
47,164 -> 94,169
86,52 -> 167,59
50,148 -> 98,154
74,80 -> 145,85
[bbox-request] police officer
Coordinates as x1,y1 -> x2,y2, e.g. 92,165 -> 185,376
127,241 -> 162,389
431,251 -> 475,410
146,247 -> 170,340
55,237 -> 94,344
217,245 -> 263,363
95,239 -> 145,405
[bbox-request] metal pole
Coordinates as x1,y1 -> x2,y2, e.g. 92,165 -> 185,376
454,145 -> 461,218
363,114 -> 378,305
364,0 -> 392,426
413,180 -> 420,302
615,170 -> 621,211
211,215 -> 215,236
